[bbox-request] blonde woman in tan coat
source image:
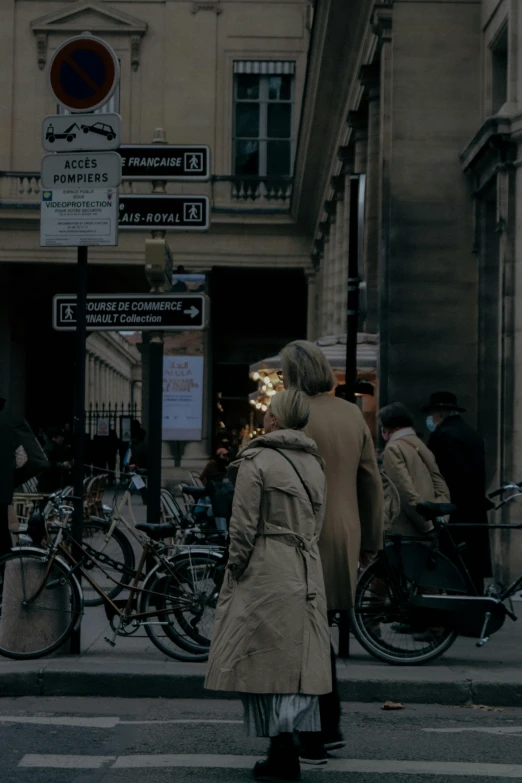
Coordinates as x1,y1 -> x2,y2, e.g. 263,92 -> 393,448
380,402 -> 450,537
205,390 -> 331,782
280,340 -> 384,759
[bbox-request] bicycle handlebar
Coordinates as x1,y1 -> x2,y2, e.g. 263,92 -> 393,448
488,481 -> 522,499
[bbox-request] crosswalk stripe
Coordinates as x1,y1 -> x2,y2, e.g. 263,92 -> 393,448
19,755 -> 115,769
18,754 -> 522,776
0,715 -> 242,728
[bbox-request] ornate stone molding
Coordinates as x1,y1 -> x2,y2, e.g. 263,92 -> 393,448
371,3 -> 393,43
191,2 -> 222,14
131,35 -> 141,72
36,33 -> 47,71
30,2 -> 148,70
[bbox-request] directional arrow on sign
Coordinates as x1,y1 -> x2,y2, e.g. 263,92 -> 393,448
184,306 -> 200,319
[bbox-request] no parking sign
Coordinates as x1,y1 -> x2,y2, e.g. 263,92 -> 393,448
48,34 -> 119,113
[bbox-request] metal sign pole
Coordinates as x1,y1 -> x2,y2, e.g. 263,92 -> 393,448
70,245 -> 88,654
146,128 -> 169,528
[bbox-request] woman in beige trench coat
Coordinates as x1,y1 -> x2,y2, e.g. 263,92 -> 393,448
280,340 -> 384,757
205,390 -> 331,782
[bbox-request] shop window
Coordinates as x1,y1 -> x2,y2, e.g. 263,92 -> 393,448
233,62 -> 295,177
491,26 -> 508,114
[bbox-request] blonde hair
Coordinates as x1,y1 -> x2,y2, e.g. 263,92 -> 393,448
270,390 -> 310,430
280,340 -> 335,396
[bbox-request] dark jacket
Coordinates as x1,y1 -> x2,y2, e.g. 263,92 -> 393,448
38,440 -> 70,493
428,415 -> 492,579
0,410 -> 19,504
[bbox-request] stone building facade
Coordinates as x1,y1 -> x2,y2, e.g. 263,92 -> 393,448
0,0 -> 313,456
293,0 -> 522,580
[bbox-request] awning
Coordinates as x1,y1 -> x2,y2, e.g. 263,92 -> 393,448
249,334 -> 378,376
234,61 -> 296,75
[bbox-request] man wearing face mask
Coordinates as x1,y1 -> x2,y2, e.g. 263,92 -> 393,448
422,392 -> 492,595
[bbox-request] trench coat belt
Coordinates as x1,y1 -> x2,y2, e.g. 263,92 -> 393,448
261,528 -> 319,601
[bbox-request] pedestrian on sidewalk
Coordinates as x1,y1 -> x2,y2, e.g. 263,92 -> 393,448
422,392 -> 493,595
279,340 -> 384,760
380,402 -> 450,537
37,427 -> 71,494
205,390 -> 331,783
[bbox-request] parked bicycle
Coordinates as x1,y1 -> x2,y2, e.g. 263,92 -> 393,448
0,480 -> 224,661
350,481 -> 522,664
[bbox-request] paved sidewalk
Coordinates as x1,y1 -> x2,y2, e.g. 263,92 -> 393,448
1,603 -> 521,705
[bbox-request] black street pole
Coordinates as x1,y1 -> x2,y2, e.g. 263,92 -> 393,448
345,175 -> 362,404
70,245 -> 88,654
146,333 -> 163,525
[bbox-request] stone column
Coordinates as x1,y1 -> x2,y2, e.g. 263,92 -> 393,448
93,358 -> 100,408
339,165 -> 353,335
88,355 -> 95,409
360,64 -> 381,334
333,189 -> 346,334
321,232 -> 331,335
326,215 -> 337,334
306,269 -> 318,341
348,109 -> 368,177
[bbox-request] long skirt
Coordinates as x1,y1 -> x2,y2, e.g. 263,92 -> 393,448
241,693 -> 321,738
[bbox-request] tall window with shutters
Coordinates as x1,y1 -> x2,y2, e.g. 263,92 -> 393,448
233,62 -> 295,178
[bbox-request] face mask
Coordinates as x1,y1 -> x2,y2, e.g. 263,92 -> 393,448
426,416 -> 437,433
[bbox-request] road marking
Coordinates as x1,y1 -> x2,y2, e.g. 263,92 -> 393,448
18,755 -> 522,776
0,716 -> 119,728
424,727 -> 522,736
0,715 -> 241,728
19,755 -> 115,769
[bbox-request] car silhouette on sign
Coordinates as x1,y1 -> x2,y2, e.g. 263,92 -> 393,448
81,122 -> 116,141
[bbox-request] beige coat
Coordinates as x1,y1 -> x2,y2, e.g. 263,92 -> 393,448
205,429 -> 331,696
304,394 -> 384,610
382,428 -> 450,536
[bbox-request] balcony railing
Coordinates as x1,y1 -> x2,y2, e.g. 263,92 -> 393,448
0,172 -> 293,212
0,172 -> 41,205
213,175 -> 292,204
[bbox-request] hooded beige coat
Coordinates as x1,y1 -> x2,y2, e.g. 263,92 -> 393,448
304,394 -> 384,610
205,429 -> 331,696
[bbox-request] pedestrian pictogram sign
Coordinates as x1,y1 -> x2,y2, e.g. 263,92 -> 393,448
119,145 -> 210,181
48,34 -> 119,113
53,294 -> 208,331
119,195 -> 210,230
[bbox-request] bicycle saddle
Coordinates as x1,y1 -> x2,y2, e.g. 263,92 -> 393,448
416,501 -> 457,520
135,522 -> 177,539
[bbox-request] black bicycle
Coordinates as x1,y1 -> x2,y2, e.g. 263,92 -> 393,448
350,481 -> 522,664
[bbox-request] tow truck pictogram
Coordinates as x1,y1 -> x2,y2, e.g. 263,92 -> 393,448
45,122 -> 79,143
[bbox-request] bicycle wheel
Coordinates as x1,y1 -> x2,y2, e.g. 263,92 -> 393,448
139,552 -> 222,661
82,518 -> 136,607
350,557 -> 457,665
164,551 -> 222,648
0,549 -> 82,660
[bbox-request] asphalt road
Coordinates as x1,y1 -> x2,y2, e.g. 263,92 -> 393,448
2,697 -> 522,782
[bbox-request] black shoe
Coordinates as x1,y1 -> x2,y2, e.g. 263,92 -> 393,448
296,731 -> 327,765
324,731 -> 346,752
253,734 -> 301,781
253,759 -> 301,781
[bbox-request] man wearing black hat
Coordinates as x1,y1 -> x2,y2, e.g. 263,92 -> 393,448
422,392 -> 492,594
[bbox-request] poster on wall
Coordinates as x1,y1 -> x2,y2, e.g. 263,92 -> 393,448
162,355 -> 204,441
